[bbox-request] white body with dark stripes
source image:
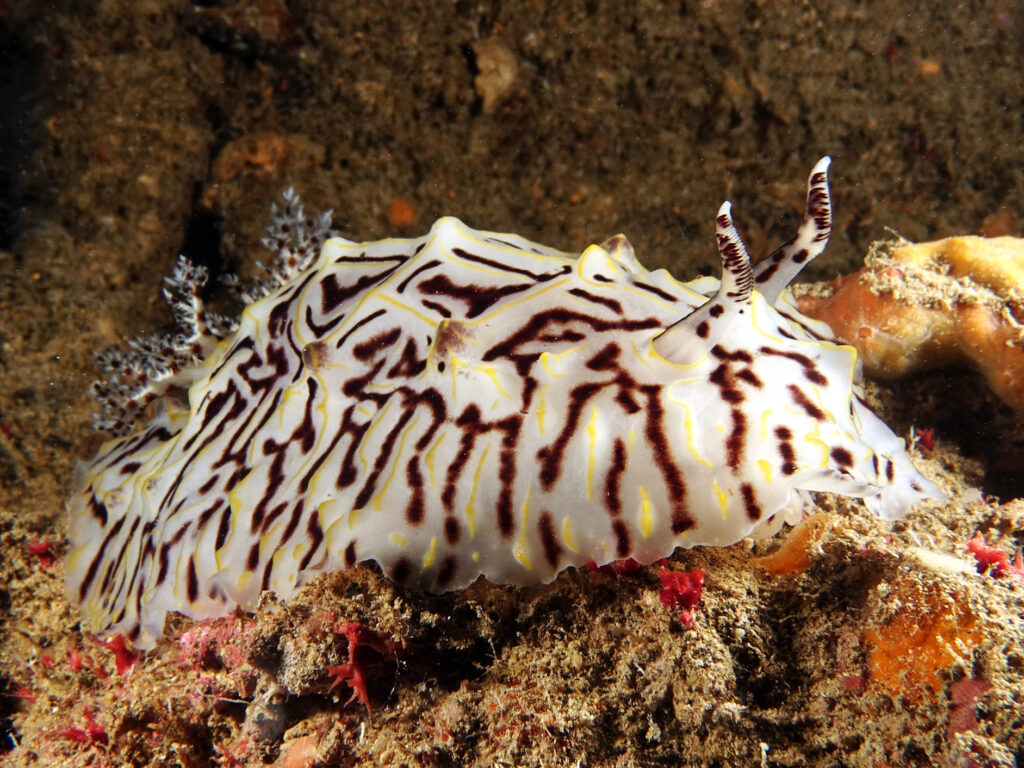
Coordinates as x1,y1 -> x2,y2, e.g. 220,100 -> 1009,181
66,159 -> 944,649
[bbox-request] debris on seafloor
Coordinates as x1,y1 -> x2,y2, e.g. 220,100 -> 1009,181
748,513 -> 831,577
795,236 -> 1024,413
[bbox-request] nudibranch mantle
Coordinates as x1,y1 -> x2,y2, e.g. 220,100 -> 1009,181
67,159 -> 943,649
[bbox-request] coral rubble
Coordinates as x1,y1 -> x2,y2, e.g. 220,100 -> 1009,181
796,236 -> 1024,413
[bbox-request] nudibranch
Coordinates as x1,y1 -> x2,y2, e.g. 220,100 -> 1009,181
67,159 -> 944,649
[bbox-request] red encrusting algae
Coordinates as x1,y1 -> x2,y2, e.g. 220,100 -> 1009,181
658,569 -> 705,628
967,533 -> 1024,579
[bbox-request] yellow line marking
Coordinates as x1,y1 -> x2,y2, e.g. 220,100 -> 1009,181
629,339 -> 656,375
586,404 -> 599,501
424,430 -> 446,488
713,478 -> 730,520
513,486 -> 533,570
805,432 -> 831,467
465,444 -> 490,538
348,507 -> 363,530
562,514 -> 579,553
422,536 -> 438,570
540,344 -> 590,378
619,283 -> 682,312
638,487 -> 653,539
671,399 -> 711,468
478,364 -> 510,399
378,292 -> 435,327
372,413 -> 418,511
536,383 -> 549,434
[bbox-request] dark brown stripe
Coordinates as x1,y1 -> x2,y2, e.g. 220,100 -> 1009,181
538,511 -> 562,569
740,483 -> 761,521
726,408 -> 747,471
641,385 -> 692,534
755,256 -> 782,283
775,426 -> 797,475
215,505 -> 232,551
279,499 -> 307,545
156,520 -> 191,586
78,516 -> 125,601
604,438 -> 627,517
436,555 -> 457,589
444,517 -> 461,544
759,346 -> 827,385
452,247 -> 568,282
396,259 -> 441,293
334,308 -> 386,349
304,303 -> 348,337
417,274 -> 531,319
482,308 -> 660,363
568,287 -> 623,314
186,556 -> 199,603
633,281 -> 677,302
788,384 -> 826,420
246,542 -> 261,571
259,501 -> 289,535
420,299 -> 452,317
320,267 -> 401,314
405,457 -> 425,525
197,500 -> 224,528
709,363 -> 743,404
736,368 -> 762,387
353,327 -> 401,361
88,496 -> 109,526
198,474 -> 220,495
538,383 -> 602,489
830,446 -> 854,468
612,519 -> 631,558
353,407 -> 416,510
391,557 -> 412,584
387,339 -> 427,378
297,510 -> 324,572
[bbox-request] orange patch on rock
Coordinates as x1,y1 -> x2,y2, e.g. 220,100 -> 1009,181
864,585 -> 983,699
388,197 -> 417,228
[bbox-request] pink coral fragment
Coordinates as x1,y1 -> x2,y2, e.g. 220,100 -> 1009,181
57,707 -> 108,747
326,622 -> 398,714
967,533 -> 1024,578
97,634 -> 138,675
25,539 -> 56,569
658,569 -> 706,628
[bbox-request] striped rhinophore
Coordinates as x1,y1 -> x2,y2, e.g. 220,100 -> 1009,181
67,159 -> 944,649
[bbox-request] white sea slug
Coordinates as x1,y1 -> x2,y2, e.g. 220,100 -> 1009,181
67,159 -> 944,649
